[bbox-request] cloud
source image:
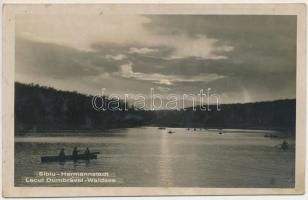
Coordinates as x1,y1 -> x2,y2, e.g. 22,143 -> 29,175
165,34 -> 233,60
17,15 -> 232,60
117,62 -> 225,85
15,15 -> 296,103
119,62 -> 135,78
157,86 -> 171,92
129,47 -> 158,54
105,54 -> 127,60
16,15 -> 153,51
156,79 -> 172,86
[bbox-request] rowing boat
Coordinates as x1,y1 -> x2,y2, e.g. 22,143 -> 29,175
41,152 -> 100,162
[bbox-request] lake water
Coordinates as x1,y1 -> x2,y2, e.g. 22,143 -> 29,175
15,127 -> 295,187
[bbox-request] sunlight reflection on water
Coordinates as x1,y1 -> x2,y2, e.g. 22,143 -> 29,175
15,127 -> 295,187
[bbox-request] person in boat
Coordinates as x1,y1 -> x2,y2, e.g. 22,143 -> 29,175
72,147 -> 80,160
58,148 -> 65,161
281,140 -> 289,150
84,147 -> 90,156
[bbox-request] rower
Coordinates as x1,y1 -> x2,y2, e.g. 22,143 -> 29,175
59,148 -> 65,161
84,147 -> 90,156
72,147 -> 79,161
281,140 -> 289,150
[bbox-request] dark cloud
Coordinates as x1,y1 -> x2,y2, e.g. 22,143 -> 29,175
16,15 -> 296,103
147,16 -> 295,65
16,38 -> 127,79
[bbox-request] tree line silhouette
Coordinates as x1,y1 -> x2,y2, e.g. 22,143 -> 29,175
15,82 -> 295,134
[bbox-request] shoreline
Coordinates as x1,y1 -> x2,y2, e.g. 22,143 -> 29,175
15,126 -> 295,138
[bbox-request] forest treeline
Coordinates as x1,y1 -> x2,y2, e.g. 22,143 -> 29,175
15,82 -> 295,134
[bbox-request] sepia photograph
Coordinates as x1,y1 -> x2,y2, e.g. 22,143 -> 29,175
2,3 -> 306,197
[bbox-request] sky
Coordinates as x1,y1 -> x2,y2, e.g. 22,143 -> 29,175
15,15 -> 296,106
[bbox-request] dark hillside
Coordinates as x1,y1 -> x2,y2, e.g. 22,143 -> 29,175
15,82 -> 295,134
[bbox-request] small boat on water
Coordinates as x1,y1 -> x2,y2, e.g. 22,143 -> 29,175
275,140 -> 292,151
218,129 -> 223,134
168,130 -> 175,134
264,133 -> 278,138
41,152 -> 100,163
158,127 -> 166,130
